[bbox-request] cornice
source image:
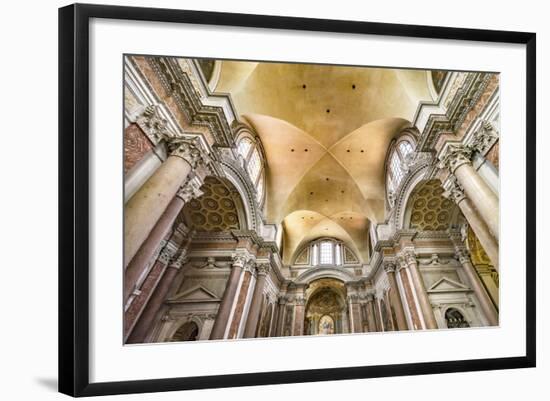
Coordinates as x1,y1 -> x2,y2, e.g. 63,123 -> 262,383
147,57 -> 234,147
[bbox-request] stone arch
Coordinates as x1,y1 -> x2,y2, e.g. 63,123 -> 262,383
304,278 -> 348,335
180,176 -> 244,232
402,179 -> 459,231
391,162 -> 432,230
168,318 -> 201,342
294,266 -> 356,286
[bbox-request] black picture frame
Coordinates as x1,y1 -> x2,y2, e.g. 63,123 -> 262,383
58,3 -> 536,397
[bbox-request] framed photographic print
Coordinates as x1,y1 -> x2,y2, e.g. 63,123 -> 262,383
58,3 -> 536,397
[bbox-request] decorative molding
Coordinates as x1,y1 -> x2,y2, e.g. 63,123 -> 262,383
438,143 -> 473,173
147,57 -> 234,147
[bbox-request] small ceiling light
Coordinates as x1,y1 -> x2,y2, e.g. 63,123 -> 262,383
291,148 -> 295,152
352,84 -> 356,89
326,108 -> 330,113
302,84 -> 307,89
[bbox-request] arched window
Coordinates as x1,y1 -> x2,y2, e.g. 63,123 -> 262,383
386,138 -> 415,207
445,308 -> 470,329
236,136 -> 266,204
293,238 -> 359,267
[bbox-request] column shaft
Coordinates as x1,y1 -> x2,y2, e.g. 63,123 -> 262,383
293,303 -> 305,336
243,273 -> 267,338
124,196 -> 185,302
454,163 -> 499,240
125,155 -> 192,266
210,264 -> 244,339
386,269 -> 409,331
366,298 -> 378,332
126,265 -> 179,343
406,258 -> 438,329
458,251 -> 499,326
457,197 -> 499,271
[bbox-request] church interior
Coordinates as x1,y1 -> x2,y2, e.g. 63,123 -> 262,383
123,56 -> 500,343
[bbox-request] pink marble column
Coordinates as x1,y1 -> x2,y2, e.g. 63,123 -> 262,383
209,254 -> 250,340
293,297 -> 306,336
365,292 -> 378,332
403,251 -> 438,330
348,295 -> 363,333
125,138 -> 206,267
456,248 -> 499,326
126,249 -> 187,344
244,264 -> 270,338
384,261 -> 409,331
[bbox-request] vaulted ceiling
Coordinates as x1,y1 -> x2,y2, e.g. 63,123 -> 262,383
212,60 -> 435,264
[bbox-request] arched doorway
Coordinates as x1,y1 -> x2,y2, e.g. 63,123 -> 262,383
304,279 -> 348,335
171,321 -> 199,342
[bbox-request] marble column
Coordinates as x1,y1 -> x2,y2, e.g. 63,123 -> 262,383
397,257 -> 423,330
293,297 -> 306,336
444,177 -> 499,270
440,144 -> 499,240
124,137 -> 207,267
124,180 -> 202,303
348,294 -> 363,333
126,248 -> 188,343
365,292 -> 378,332
383,261 -> 409,331
403,250 -> 438,330
209,253 -> 250,340
243,264 -> 271,338
456,248 -> 499,326
275,296 -> 288,336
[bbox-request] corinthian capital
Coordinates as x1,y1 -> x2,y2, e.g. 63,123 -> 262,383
256,263 -> 271,276
443,177 -> 466,204
176,177 -> 204,203
471,120 -> 499,155
167,136 -> 210,168
403,249 -> 417,266
383,260 -> 397,274
439,144 -> 473,173
136,105 -> 169,142
231,250 -> 254,269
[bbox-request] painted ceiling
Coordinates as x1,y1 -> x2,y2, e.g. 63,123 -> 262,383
212,60 -> 435,264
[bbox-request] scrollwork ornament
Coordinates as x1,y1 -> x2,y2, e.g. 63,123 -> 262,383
439,144 -> 473,173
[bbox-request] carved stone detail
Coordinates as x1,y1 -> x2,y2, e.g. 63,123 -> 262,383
136,104 -> 169,143
294,297 -> 306,306
383,260 -> 397,274
471,120 -> 499,156
455,248 -> 472,264
256,263 -> 271,276
443,176 -> 466,204
439,144 -> 473,173
176,176 -> 204,203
